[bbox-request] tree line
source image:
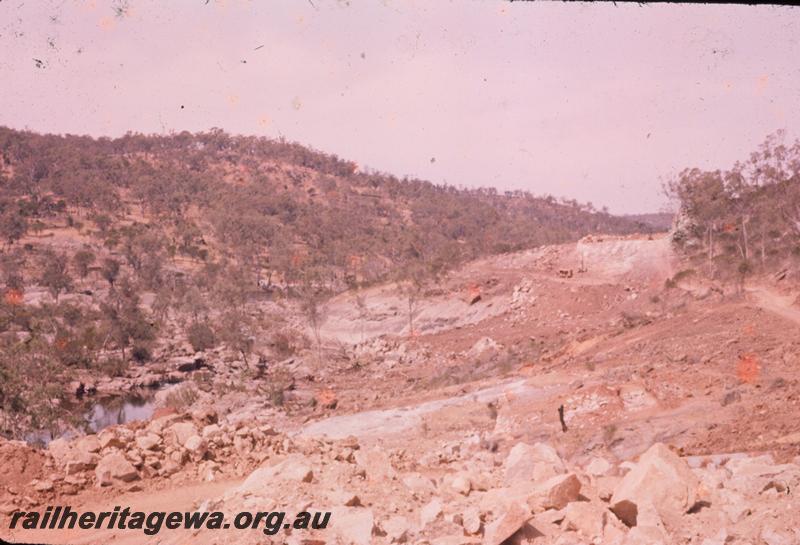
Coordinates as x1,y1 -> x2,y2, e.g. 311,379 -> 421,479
668,131 -> 800,283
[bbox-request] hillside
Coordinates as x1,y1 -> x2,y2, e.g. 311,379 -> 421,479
0,127 -> 652,439
0,127 -> 652,290
623,212 -> 674,231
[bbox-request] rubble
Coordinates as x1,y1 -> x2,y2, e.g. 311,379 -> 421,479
5,397 -> 800,545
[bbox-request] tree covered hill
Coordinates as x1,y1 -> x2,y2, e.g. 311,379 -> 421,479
0,127 -> 652,290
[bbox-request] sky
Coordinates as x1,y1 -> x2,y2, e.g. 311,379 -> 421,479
1,1 -> 798,214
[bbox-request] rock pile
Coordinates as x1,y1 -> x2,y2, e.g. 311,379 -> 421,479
0,407 -> 290,512
193,440 -> 800,545
4,425 -> 800,544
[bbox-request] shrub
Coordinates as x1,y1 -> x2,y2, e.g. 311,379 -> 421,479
271,330 -> 299,358
187,321 -> 216,352
673,268 -> 696,282
131,344 -> 151,363
96,357 -> 128,377
164,384 -> 199,410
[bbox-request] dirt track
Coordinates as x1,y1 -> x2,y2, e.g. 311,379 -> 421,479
748,286 -> 800,325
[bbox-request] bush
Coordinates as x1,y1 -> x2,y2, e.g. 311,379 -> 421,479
96,357 -> 128,377
131,344 -> 151,363
271,330 -> 299,358
738,260 -> 751,275
187,321 -> 216,352
268,385 -> 285,407
164,384 -> 199,410
54,335 -> 89,367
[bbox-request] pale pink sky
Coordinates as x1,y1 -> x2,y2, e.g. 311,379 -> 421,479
1,1 -> 798,213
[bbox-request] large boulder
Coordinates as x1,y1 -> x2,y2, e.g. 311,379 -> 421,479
625,524 -> 670,545
381,514 -> 412,543
447,471 -> 472,496
419,497 -> 443,527
65,449 -> 98,475
135,433 -> 161,451
483,502 -> 541,545
97,428 -> 127,450
95,452 -> 139,486
183,435 -> 207,462
610,443 -> 701,529
585,456 -> 613,477
146,413 -> 182,435
50,435 -> 102,475
202,424 -> 223,440
331,507 -> 374,545
47,438 -> 74,467
562,501 -> 606,540
526,473 -> 582,511
724,455 -> 800,497
402,472 -> 436,495
167,422 -> 199,448
504,442 -> 566,485
355,447 -> 397,482
74,434 -> 101,454
236,455 -> 313,495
